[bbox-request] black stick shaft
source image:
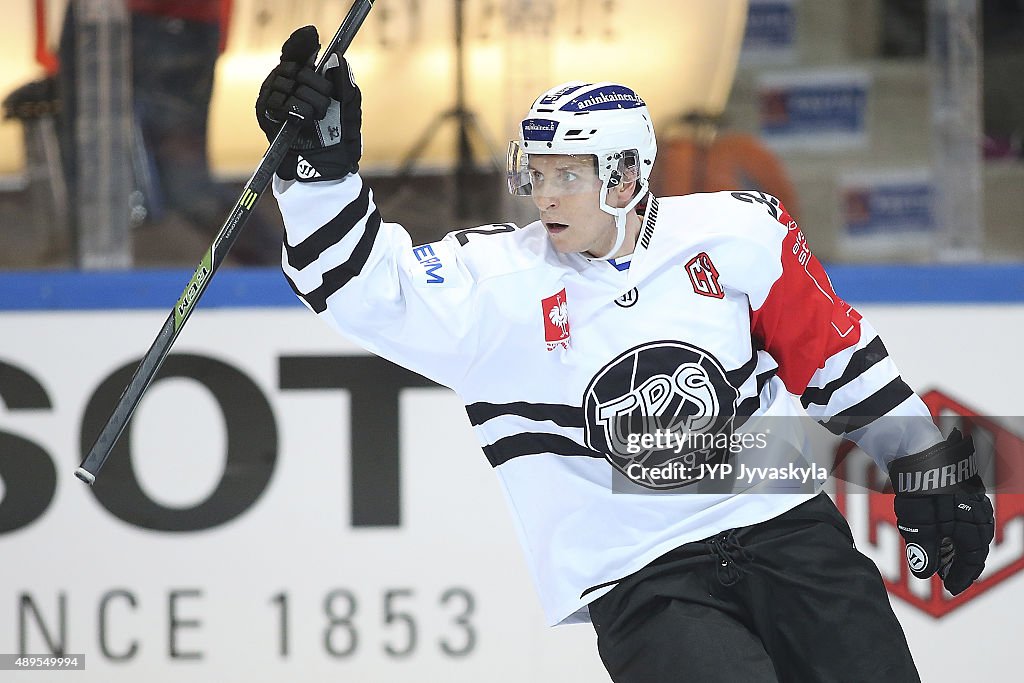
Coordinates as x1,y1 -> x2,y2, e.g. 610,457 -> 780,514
75,0 -> 375,485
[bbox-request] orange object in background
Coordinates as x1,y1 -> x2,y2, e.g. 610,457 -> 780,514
652,119 -> 800,219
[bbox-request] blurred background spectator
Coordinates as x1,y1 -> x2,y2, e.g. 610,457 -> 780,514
53,0 -> 280,265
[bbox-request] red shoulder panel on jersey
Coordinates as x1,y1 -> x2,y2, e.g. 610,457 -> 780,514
750,204 -> 863,395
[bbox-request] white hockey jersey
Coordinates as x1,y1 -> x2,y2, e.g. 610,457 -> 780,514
275,174 -> 941,626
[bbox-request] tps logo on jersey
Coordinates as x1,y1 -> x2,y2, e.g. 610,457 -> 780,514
833,389 -> 1024,619
583,341 -> 739,489
542,289 -> 571,350
686,252 -> 724,299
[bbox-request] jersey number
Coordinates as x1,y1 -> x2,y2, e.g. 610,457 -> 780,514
731,191 -> 780,220
455,224 -> 516,246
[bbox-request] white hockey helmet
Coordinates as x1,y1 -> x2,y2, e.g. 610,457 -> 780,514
507,81 -> 657,259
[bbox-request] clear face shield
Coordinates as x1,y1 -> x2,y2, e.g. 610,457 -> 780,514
506,142 -> 641,199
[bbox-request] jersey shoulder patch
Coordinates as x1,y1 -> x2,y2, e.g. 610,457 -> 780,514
652,192 -> 789,298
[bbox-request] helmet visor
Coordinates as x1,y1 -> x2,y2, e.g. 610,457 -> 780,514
506,142 -> 603,197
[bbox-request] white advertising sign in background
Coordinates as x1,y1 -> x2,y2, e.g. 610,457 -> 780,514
741,0 -> 798,66
1,301 -> 1023,682
837,168 -> 936,259
757,68 -> 872,151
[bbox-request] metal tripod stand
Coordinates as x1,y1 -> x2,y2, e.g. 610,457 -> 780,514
391,0 -> 502,219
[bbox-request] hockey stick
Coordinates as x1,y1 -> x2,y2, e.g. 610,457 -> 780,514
75,0 -> 376,485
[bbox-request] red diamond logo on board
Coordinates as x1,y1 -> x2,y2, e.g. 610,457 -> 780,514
542,289 -> 570,351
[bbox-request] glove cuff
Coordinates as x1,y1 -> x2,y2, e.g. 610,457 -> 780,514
888,428 -> 980,495
288,146 -> 358,183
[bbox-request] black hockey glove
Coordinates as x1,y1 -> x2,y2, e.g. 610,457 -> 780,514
888,429 -> 994,595
255,25 -> 362,181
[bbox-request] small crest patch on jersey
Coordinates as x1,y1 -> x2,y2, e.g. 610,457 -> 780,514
686,252 -> 724,299
542,289 -> 571,351
615,288 -> 639,308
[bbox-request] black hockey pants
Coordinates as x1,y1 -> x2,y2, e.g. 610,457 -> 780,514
589,493 -> 920,682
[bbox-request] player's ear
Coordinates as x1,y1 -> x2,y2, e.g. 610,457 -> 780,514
612,178 -> 638,208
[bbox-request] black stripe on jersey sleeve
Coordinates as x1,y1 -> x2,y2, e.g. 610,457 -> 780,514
725,353 -> 759,390
800,336 -> 890,409
821,376 -> 915,435
736,369 -> 778,418
483,433 -> 606,468
284,183 -> 372,270
465,402 -> 585,428
283,209 -> 382,313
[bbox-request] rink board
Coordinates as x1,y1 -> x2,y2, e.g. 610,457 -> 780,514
0,265 -> 1022,682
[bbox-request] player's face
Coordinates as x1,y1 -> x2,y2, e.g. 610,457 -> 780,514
528,155 -> 618,257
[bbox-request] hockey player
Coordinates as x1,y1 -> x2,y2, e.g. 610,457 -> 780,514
256,27 -> 995,682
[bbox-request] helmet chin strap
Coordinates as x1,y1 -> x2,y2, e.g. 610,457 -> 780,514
587,210 -> 628,261
587,182 -> 647,261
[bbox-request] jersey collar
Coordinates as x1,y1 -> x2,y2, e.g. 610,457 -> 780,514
607,254 -> 633,271
624,196 -> 660,282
